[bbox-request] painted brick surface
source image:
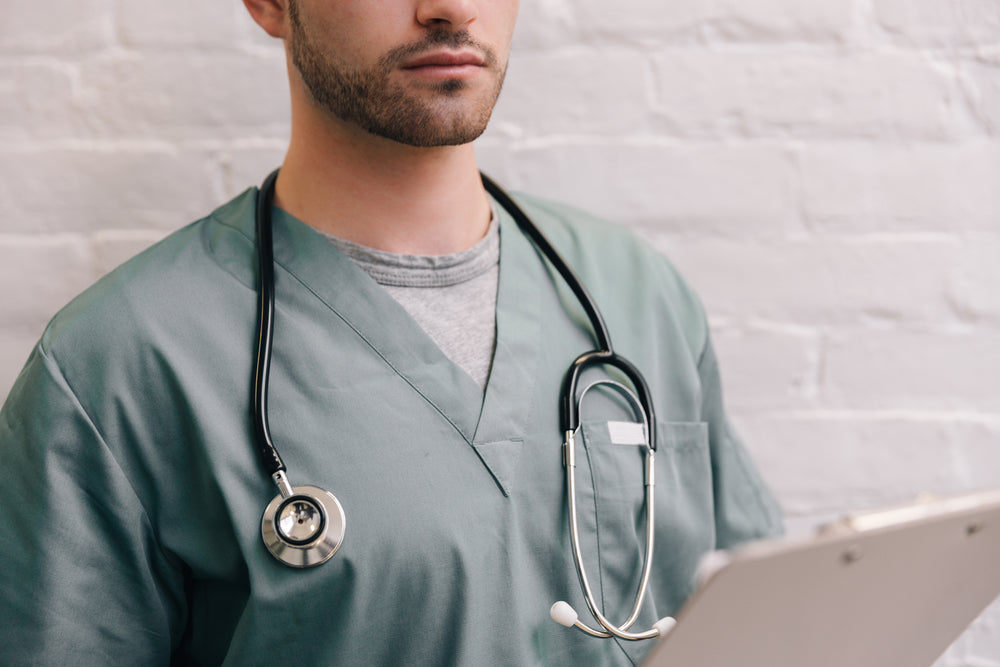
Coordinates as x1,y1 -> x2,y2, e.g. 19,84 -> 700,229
0,0 -> 113,55
1,1 -> 998,664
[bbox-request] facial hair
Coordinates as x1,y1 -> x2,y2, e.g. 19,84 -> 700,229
287,0 -> 507,147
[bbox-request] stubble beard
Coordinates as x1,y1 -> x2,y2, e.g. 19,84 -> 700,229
288,1 -> 507,148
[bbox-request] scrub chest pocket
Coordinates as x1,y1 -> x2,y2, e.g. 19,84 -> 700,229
577,420 -> 715,624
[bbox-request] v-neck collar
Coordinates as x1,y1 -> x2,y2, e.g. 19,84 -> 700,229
267,198 -> 544,495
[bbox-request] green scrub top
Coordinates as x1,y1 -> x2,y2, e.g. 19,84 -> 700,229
0,187 -> 782,666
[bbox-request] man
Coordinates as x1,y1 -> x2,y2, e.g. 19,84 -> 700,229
0,0 -> 782,664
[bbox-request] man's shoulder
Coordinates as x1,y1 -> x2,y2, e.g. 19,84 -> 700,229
509,192 -> 677,277
509,192 -> 701,302
509,192 -> 633,242
507,191 -> 709,356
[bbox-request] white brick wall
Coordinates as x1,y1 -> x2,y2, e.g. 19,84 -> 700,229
1,1 -> 998,663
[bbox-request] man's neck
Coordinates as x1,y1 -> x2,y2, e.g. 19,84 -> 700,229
274,107 -> 492,256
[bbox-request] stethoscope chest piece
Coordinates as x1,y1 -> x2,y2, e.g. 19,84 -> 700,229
261,485 -> 346,568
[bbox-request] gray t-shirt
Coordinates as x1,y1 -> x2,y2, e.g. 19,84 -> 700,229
322,214 -> 499,390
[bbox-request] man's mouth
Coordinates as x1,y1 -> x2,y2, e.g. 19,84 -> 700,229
400,50 -> 487,79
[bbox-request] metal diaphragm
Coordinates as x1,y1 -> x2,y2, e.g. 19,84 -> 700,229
261,485 -> 346,568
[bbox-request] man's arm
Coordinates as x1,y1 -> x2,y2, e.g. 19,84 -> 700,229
0,345 -> 186,665
697,335 -> 784,548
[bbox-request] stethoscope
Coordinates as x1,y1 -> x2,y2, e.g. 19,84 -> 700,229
252,169 -> 675,640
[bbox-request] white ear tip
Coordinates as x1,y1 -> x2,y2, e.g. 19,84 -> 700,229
653,616 -> 677,637
550,601 -> 579,627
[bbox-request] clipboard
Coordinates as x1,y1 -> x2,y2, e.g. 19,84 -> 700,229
642,489 -> 1000,667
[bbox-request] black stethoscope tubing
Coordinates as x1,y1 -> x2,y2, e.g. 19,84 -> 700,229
253,168 -> 285,479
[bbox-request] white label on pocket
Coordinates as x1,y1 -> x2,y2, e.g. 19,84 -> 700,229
607,421 -> 647,446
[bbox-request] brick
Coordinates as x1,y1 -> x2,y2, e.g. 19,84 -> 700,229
963,59 -> 1000,136
706,0 -> 854,43
91,230 -> 168,275
643,239 -> 836,325
571,0 -> 852,44
560,0 -> 703,44
649,51 -> 972,141
823,330 -> 1000,412
494,49 -> 651,137
0,148 -> 222,234
947,233 -> 1000,323
115,0 -> 241,49
0,0 -> 112,54
874,0 -> 1000,48
649,236 -> 962,326
510,0 -> 584,51
78,52 -> 289,141
0,236 -> 95,326
734,413 -> 1000,517
0,327 -> 44,406
822,235 -> 964,325
951,420 -> 1000,491
0,62 -> 83,143
483,142 -> 796,234
711,324 -> 821,410
221,145 -> 292,197
800,142 -> 1000,232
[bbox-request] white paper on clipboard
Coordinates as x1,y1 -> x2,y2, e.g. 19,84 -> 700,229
642,489 -> 1000,667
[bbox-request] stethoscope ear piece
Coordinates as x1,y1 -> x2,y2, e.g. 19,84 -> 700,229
261,485 -> 346,568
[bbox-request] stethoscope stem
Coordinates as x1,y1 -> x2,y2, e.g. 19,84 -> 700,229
272,470 -> 295,500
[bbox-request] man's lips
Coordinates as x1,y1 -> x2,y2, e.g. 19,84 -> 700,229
400,50 -> 486,70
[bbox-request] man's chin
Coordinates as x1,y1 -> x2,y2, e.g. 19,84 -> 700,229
359,98 -> 494,148
377,121 -> 490,148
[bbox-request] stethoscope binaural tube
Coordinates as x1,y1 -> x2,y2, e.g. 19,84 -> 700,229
254,169 -> 346,568
551,379 -> 674,641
